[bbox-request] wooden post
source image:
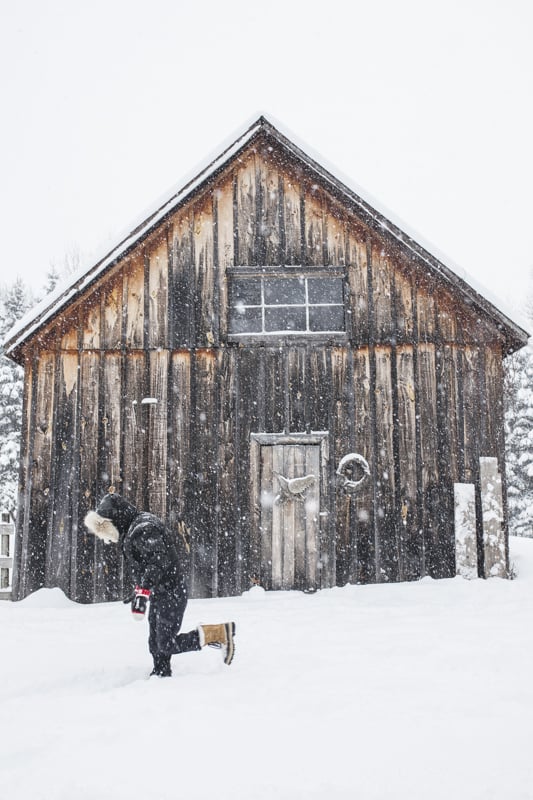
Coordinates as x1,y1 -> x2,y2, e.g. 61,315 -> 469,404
479,457 -> 507,578
454,483 -> 477,579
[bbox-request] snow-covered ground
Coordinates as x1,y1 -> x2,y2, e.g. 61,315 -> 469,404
2,538 -> 533,800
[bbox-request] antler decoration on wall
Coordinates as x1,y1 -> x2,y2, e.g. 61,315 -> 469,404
274,473 -> 317,505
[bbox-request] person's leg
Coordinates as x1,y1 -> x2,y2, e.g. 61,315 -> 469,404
149,592 -> 236,674
149,591 -> 201,675
148,599 -> 172,676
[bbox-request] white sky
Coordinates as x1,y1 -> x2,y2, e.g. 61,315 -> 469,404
1,0 -> 532,322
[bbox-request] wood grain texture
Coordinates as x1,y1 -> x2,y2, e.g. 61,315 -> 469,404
11,137 -> 516,600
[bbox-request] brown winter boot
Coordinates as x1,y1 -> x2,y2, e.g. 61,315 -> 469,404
198,622 -> 236,665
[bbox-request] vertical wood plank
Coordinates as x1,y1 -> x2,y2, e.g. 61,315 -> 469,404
281,446 -> 296,589
352,347 -> 374,583
256,156 -> 282,264
81,292 -> 101,350
307,347 -> 329,432
436,292 -> 457,342
323,201 -> 346,267
102,276 -> 123,350
61,320 -> 78,351
148,238 -> 169,349
122,254 -> 145,349
147,350 -> 169,518
248,436 -> 261,587
374,345 -> 398,581
167,351 -> 192,588
121,352 -> 146,510
394,269 -> 414,345
190,349 -> 217,597
305,443 -> 320,590
168,351 -> 191,516
304,188 -> 325,267
46,352 -> 79,595
395,345 -> 419,579
372,245 -> 393,344
171,209 -> 194,346
283,176 -> 302,265
77,351 -> 100,601
288,345 -> 307,432
235,155 -> 256,265
193,197 -> 215,345
263,347 -> 285,433
271,445 -> 283,589
417,343 -> 440,576
462,345 -> 483,572
346,232 -> 369,343
331,346 -> 351,585
235,348 -> 262,591
417,282 -> 435,343
216,177 -> 234,340
216,348 -> 237,595
21,353 -> 55,596
96,353 -> 122,600
259,443 -> 273,588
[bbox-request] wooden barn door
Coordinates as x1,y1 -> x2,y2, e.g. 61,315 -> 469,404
250,433 -> 329,591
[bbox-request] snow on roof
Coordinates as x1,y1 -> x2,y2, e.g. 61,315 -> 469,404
1,114 -> 529,357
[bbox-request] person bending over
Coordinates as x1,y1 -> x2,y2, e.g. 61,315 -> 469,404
85,492 -> 235,677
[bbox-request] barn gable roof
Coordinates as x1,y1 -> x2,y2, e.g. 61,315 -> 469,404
2,115 -> 529,358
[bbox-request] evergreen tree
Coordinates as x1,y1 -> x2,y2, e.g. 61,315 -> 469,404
0,278 -> 32,517
505,341 -> 533,537
42,265 -> 61,296
0,249 -> 80,517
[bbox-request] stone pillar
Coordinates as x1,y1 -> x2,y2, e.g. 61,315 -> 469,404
454,483 -> 478,579
479,457 -> 507,578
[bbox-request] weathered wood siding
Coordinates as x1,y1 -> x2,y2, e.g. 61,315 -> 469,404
12,139 -> 511,601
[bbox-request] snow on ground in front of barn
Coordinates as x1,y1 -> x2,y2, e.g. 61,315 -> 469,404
2,538 -> 533,800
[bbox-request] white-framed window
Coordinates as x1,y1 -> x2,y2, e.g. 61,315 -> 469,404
228,271 -> 345,336
1,512 -> 10,523
0,534 -> 9,557
0,567 -> 9,590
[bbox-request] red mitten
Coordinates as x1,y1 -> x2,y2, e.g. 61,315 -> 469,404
131,586 -> 150,620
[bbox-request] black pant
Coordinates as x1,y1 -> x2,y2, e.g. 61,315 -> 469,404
148,589 -> 201,659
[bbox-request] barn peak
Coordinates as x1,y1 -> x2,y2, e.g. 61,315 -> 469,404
2,115 -> 528,359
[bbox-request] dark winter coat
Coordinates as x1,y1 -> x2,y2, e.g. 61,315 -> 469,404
95,493 -> 187,597
91,494 -> 198,665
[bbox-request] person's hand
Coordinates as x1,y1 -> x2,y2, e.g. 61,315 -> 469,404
131,586 -> 151,620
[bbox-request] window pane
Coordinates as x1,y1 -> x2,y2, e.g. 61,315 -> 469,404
229,279 -> 261,307
307,277 -> 343,304
265,307 -> 306,332
0,568 -> 9,590
264,277 -> 305,305
229,306 -> 262,334
309,305 -> 345,332
1,534 -> 9,557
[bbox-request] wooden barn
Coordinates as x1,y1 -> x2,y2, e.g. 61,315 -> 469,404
3,116 -> 528,602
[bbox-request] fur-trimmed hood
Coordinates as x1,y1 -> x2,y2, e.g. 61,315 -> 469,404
84,493 -> 139,544
84,511 -> 120,544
